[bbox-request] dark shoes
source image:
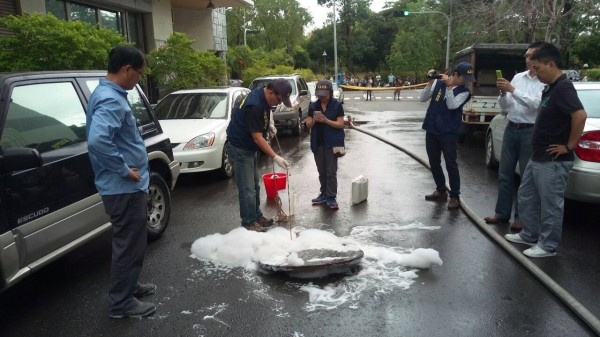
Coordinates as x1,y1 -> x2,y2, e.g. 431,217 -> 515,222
256,216 -> 274,227
133,282 -> 156,298
510,220 -> 524,230
425,190 -> 448,201
312,194 -> 327,205
484,216 -> 509,224
447,198 -> 460,210
109,301 -> 156,319
244,222 -> 268,232
326,198 -> 339,210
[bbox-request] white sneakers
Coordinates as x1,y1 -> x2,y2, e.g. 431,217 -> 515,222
504,233 -> 556,257
504,233 -> 536,246
523,245 -> 557,258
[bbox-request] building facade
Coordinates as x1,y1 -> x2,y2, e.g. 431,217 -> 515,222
2,0 -> 253,54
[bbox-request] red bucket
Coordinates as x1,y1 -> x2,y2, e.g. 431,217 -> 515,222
262,172 -> 287,198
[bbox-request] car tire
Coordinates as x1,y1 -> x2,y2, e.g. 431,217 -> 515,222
291,115 -> 301,136
485,132 -> 499,169
218,142 -> 234,179
146,172 -> 171,241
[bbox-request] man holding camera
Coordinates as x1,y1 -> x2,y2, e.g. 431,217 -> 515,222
419,63 -> 475,209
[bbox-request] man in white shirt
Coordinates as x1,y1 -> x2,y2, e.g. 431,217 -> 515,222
484,41 -> 546,230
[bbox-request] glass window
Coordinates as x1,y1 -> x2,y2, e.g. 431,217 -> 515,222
154,93 -> 228,120
83,79 -> 152,126
45,0 -> 67,20
578,89 -> 600,118
1,82 -> 86,154
70,3 -> 97,26
99,9 -> 121,32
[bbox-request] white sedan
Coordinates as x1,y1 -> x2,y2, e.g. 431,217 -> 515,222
154,87 -> 250,178
485,81 -> 600,203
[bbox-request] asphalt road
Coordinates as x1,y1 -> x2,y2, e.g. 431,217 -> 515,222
0,89 -> 599,337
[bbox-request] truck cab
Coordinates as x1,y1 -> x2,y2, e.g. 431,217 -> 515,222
453,44 -> 529,139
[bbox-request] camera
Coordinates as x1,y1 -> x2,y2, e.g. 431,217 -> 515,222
426,71 -> 443,80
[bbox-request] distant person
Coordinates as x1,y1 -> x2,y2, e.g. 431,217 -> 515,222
226,78 -> 292,232
365,76 -> 373,101
393,77 -> 403,100
87,45 -> 157,319
419,63 -> 475,210
388,72 -> 396,87
484,41 -> 545,230
306,80 -> 345,210
505,42 -> 587,258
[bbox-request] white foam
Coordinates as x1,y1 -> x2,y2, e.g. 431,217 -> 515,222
190,222 -> 442,311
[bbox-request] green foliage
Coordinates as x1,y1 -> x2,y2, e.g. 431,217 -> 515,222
0,13 -> 125,71
584,69 -> 600,81
573,34 -> 600,68
148,32 -> 226,95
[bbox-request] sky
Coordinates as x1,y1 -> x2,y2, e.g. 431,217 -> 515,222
190,222 -> 443,313
300,0 -> 389,33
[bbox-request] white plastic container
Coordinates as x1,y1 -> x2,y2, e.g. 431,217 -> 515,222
277,189 -> 298,215
351,175 -> 368,204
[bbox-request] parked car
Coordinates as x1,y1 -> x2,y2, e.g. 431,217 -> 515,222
485,81 -> 600,203
154,87 -> 250,178
307,81 -> 344,104
0,71 -> 180,292
248,74 -> 311,136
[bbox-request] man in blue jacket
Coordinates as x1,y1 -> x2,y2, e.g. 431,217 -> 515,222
419,62 -> 475,210
87,46 -> 156,319
226,79 -> 292,231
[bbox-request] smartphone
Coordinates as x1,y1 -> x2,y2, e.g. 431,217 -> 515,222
313,111 -> 323,118
496,70 -> 503,79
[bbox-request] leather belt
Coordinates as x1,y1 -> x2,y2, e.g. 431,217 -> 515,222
508,121 -> 534,129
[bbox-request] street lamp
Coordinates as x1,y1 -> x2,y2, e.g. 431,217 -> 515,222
322,50 -> 327,74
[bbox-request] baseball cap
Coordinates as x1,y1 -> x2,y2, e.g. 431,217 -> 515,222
272,79 -> 293,107
455,62 -> 476,82
315,80 -> 333,96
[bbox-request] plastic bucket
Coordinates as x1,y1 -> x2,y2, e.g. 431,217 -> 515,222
262,172 -> 287,198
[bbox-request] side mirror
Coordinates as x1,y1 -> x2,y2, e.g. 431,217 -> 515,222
0,148 -> 42,175
299,90 -> 308,96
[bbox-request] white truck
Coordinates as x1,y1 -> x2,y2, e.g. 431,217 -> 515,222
452,43 -> 529,140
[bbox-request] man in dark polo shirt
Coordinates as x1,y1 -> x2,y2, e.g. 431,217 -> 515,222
505,42 -> 587,258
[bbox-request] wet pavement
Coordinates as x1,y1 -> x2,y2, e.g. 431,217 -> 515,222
0,90 -> 599,336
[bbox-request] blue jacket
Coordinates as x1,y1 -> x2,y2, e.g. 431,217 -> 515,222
421,81 -> 471,136
226,87 -> 269,152
309,99 -> 345,153
87,78 -> 149,195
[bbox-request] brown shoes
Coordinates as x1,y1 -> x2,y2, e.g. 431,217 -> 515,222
484,216 -> 510,224
510,220 -> 524,230
447,198 -> 460,210
425,190 -> 448,201
244,222 -> 268,232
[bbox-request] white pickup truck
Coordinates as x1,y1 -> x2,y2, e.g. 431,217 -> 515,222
453,43 -> 529,140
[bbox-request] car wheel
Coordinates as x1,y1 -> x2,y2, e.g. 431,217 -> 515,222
291,115 -> 301,136
218,142 -> 234,179
146,172 -> 171,241
485,132 -> 499,169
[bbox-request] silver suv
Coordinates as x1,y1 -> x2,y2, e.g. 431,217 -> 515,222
0,71 -> 180,292
248,74 -> 311,136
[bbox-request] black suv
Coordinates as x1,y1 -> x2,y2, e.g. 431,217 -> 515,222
0,71 -> 180,291
248,74 -> 311,136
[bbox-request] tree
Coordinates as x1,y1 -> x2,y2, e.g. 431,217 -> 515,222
0,13 -> 125,71
148,33 -> 226,96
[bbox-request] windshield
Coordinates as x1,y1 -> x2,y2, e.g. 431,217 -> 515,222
249,78 -> 297,95
577,88 -> 600,119
154,92 -> 228,120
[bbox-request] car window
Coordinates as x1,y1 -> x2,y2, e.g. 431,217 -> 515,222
1,82 -> 86,156
154,92 -> 228,119
298,78 -> 308,91
577,88 -> 600,118
83,79 -> 152,126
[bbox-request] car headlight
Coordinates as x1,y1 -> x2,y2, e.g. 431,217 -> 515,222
183,132 -> 215,150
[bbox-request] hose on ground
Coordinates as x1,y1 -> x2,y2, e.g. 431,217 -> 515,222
348,118 -> 600,336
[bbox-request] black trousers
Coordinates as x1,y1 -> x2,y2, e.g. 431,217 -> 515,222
102,191 -> 148,313
314,145 -> 338,198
